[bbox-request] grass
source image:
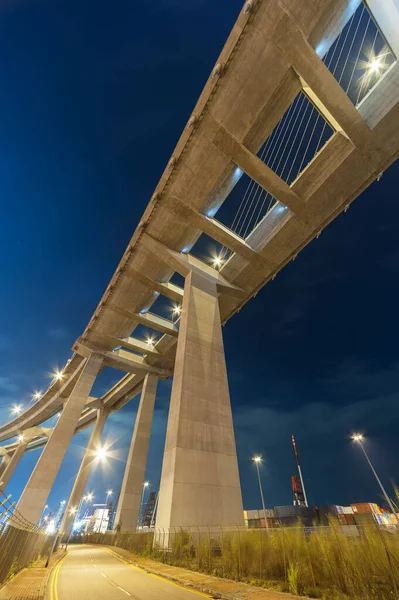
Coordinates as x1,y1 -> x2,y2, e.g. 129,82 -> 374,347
83,521 -> 399,599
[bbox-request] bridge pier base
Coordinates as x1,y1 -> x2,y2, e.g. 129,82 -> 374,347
14,354 -> 103,525
0,440 -> 27,490
155,270 -> 243,536
114,373 -> 158,531
60,405 -> 109,538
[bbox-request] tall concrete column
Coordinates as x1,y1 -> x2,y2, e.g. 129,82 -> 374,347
0,452 -> 11,480
0,442 -> 27,489
115,373 -> 158,531
155,270 -> 244,531
15,354 -> 103,524
60,405 -> 109,537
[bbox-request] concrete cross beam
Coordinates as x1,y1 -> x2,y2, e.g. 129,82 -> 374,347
98,349 -> 172,380
168,195 -> 275,271
93,332 -> 173,362
107,305 -> 179,337
123,268 -> 184,303
141,233 -> 248,298
212,121 -> 314,224
270,9 -> 386,169
74,340 -> 172,378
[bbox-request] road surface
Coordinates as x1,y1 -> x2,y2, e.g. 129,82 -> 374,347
49,545 -> 211,600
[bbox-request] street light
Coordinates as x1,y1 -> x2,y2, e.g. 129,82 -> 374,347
11,404 -> 23,416
252,456 -> 268,529
95,446 -> 109,462
212,254 -> 223,269
52,370 -> 64,382
138,482 -> 150,529
352,434 -> 399,524
32,391 -> 42,401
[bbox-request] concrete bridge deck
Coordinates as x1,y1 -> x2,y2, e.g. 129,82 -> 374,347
1,0 -> 399,449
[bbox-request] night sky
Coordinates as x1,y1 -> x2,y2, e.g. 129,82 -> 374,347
1,0 -> 399,518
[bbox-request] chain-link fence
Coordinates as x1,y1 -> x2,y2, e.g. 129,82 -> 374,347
81,522 -> 399,599
0,487 -> 55,585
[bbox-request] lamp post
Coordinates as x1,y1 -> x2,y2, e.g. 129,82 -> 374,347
138,482 -> 149,529
352,434 -> 399,525
98,490 -> 112,534
252,456 -> 268,529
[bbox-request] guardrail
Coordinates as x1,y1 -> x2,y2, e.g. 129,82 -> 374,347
0,486 -> 55,585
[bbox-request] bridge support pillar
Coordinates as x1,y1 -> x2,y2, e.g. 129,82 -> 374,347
60,405 -> 109,538
15,354 -> 103,525
155,270 -> 243,533
0,441 -> 27,490
114,373 -> 158,531
0,452 -> 11,479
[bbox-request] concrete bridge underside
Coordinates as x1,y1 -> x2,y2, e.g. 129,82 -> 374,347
1,0 -> 399,530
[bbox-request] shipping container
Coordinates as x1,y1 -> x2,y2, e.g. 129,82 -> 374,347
343,506 -> 354,515
344,514 -> 356,525
275,505 -> 317,519
247,518 -> 260,529
351,503 -> 380,515
354,513 -> 376,526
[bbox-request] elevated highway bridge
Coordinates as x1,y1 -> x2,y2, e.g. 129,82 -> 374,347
1,0 -> 399,534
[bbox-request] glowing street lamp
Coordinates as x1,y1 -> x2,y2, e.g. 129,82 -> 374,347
11,404 -> 23,416
146,337 -> 154,346
95,446 -> 109,462
32,391 -> 42,401
212,254 -> 223,269
18,434 -> 24,443
351,434 -> 399,524
53,370 -> 64,382
252,456 -> 268,529
172,304 -> 182,319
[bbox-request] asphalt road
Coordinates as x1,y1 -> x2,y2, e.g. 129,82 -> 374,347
50,545 -> 211,600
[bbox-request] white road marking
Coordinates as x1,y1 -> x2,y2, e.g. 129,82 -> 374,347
117,586 -> 131,596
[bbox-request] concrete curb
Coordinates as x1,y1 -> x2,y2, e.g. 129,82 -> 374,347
43,550 -> 68,600
107,547 -> 231,598
106,546 -> 311,600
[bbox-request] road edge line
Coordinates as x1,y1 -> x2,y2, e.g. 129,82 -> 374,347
45,551 -> 68,600
103,546 -> 225,599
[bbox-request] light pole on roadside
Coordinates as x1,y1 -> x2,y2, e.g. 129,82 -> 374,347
252,456 -> 269,529
352,434 -> 399,525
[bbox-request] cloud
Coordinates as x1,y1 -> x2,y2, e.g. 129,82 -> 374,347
233,359 -> 399,453
47,327 -> 71,341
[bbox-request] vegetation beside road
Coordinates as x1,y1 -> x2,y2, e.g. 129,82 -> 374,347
81,522 -> 399,599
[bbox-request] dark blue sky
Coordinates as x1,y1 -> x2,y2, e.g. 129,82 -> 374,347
1,0 -> 399,517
